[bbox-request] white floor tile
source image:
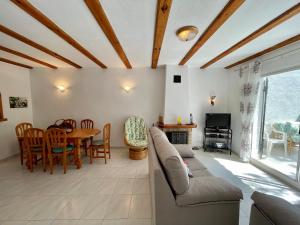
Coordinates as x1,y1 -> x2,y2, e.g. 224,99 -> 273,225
104,195 -> 132,219
129,195 -> 151,219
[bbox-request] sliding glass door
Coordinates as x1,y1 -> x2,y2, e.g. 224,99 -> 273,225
253,70 -> 300,181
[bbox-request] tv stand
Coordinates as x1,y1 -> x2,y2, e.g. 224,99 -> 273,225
203,127 -> 232,155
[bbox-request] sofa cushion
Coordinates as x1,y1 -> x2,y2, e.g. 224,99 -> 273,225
184,158 -> 207,171
251,191 -> 300,225
176,176 -> 243,206
173,144 -> 195,158
149,127 -> 168,140
191,169 -> 212,178
150,129 -> 189,195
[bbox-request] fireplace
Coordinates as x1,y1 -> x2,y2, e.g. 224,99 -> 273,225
166,131 -> 188,144
158,123 -> 197,144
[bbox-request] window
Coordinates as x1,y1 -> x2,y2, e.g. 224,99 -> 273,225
0,92 -> 7,122
252,70 -> 300,181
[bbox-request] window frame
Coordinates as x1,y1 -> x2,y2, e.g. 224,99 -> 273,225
0,92 -> 7,122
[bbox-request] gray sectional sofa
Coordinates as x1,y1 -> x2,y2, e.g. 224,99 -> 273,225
249,191 -> 300,225
148,127 -> 243,225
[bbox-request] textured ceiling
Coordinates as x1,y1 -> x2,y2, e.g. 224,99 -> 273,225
0,0 -> 299,69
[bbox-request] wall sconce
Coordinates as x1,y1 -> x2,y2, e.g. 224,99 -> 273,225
210,96 -> 216,106
57,85 -> 66,92
122,85 -> 134,93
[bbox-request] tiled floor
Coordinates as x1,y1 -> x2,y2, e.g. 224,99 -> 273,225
254,144 -> 299,179
0,148 -> 151,225
0,148 -> 300,225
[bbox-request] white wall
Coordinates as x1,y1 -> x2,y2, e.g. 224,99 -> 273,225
228,41 -> 300,155
30,67 -> 165,147
0,62 -> 33,160
163,65 -> 190,123
189,68 -> 231,147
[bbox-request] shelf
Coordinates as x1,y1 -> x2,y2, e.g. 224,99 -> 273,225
0,118 -> 8,122
158,123 -> 197,129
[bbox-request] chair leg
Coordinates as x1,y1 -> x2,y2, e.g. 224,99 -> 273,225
104,148 -> 107,164
20,147 -> 24,165
49,154 -> 53,174
284,141 -> 288,156
42,151 -> 46,172
28,152 -> 33,172
108,145 -> 111,159
63,153 -> 67,174
84,141 -> 88,156
89,146 -> 93,164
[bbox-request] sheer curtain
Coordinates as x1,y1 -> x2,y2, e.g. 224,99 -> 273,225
239,61 -> 262,161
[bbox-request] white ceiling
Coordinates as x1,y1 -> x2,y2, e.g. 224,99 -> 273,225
0,0 -> 299,69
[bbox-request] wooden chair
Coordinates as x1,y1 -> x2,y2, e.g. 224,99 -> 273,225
81,119 -> 94,129
24,128 -> 46,172
81,119 -> 94,155
64,119 -> 77,129
45,128 -> 76,174
89,123 -> 111,164
15,122 -> 33,165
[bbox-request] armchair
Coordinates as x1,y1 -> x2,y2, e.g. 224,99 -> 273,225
264,124 -> 288,156
124,116 -> 148,160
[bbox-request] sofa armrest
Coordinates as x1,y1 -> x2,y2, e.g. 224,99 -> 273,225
176,176 -> 243,206
251,191 -> 300,225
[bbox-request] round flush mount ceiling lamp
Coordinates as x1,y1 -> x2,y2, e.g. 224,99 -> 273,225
176,26 -> 199,41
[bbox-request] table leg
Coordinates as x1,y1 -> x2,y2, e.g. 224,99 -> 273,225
76,138 -> 82,169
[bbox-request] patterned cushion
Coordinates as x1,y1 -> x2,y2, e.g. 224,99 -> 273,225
127,139 -> 148,147
52,145 -> 74,153
125,116 -> 148,147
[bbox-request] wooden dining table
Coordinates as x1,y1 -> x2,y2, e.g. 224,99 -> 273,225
66,128 -> 100,168
18,128 -> 100,169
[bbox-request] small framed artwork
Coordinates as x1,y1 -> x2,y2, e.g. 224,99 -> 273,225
9,97 -> 28,108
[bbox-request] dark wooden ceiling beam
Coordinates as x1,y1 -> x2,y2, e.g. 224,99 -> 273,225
0,24 -> 81,68
11,0 -> 107,69
0,57 -> 33,69
225,34 -> 300,69
0,45 -> 57,69
201,3 -> 300,69
152,0 -> 172,69
84,0 -> 132,69
179,0 -> 245,66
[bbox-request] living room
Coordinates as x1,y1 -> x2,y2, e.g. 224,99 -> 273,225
0,0 -> 300,225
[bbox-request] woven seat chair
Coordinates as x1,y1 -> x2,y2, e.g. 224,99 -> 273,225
124,116 -> 148,160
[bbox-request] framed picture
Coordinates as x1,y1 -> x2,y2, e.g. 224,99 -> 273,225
9,97 -> 28,108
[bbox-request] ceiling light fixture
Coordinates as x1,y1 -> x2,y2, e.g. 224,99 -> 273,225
176,26 -> 198,42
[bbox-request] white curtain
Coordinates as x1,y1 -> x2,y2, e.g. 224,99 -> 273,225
239,61 -> 262,161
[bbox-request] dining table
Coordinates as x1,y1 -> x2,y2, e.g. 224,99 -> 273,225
66,128 -> 100,168
18,128 -> 100,169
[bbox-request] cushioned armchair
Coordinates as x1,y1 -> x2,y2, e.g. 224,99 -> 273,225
124,116 -> 148,160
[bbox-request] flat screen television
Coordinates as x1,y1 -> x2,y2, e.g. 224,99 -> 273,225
205,113 -> 231,129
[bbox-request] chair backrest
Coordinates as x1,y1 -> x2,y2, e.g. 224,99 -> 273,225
45,128 -> 67,151
15,122 -> 33,137
81,119 -> 94,129
24,128 -> 45,150
65,119 -> 77,128
125,116 -> 147,141
103,123 -> 111,147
